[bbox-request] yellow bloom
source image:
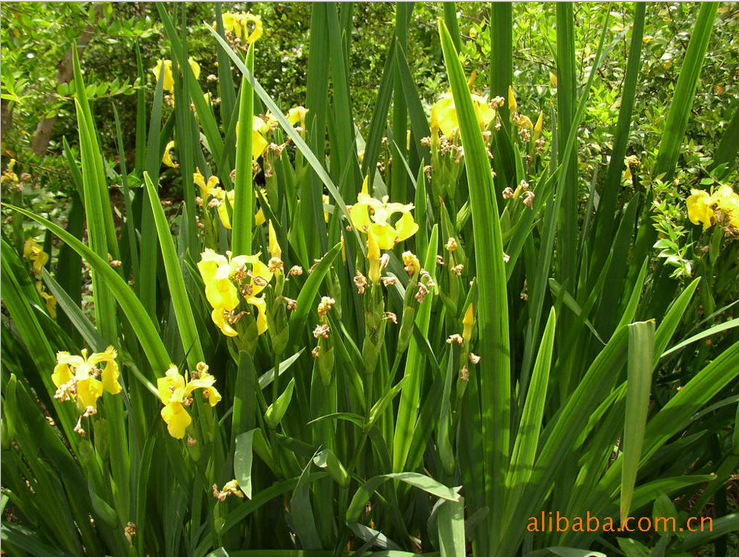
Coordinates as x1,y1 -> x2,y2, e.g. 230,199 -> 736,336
243,13 -> 264,44
197,249 -> 272,337
687,189 -> 714,231
151,59 -> 175,92
349,177 -> 419,250
36,281 -> 57,318
508,85 -> 517,114
198,250 -> 250,311
52,347 -> 121,411
194,168 -> 220,200
268,220 -> 281,260
367,228 -> 382,284
430,93 -> 496,136
322,194 -> 331,223
163,140 -> 178,168
287,106 -> 309,127
1,158 -> 18,185
157,363 -> 222,439
211,188 -> 235,229
516,114 -> 533,130
151,58 -> 199,93
247,295 -> 268,335
463,304 -> 474,343
235,117 -> 269,160
402,251 -> 421,275
222,12 -> 263,44
711,185 -> 739,228
23,237 -> 49,273
188,57 -> 201,80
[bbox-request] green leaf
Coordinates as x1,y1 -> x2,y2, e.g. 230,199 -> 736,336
265,378 -> 295,429
655,3 -> 718,179
234,430 -> 257,499
439,20 -> 510,545
143,172 -> 204,367
438,497 -> 466,557
346,472 -> 461,523
621,320 -> 655,523
232,44 -> 255,255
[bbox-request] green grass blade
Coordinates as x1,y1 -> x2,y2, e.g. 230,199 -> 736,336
655,3 -> 718,179
41,269 -> 106,353
443,4 -> 461,53
438,498 -> 466,557
288,242 -> 342,346
505,307 -> 556,513
143,172 -> 204,367
395,43 -> 431,165
327,2 -> 359,199
489,3 -> 513,123
391,3 -> 411,203
214,4 -> 237,130
303,4 -> 331,259
591,3 -> 646,269
439,20 -> 510,548
520,10 -> 610,393
555,3 -> 578,290
362,38 -> 396,180
393,225 -> 438,472
620,320 -> 655,524
232,44 -> 255,256
662,317 -> 739,358
713,98 -> 739,174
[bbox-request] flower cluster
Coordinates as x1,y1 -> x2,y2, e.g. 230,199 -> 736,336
197,249 -> 272,337
158,363 -> 221,439
687,185 -> 739,232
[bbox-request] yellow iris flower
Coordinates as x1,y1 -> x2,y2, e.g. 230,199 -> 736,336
36,281 -> 57,318
712,185 -> 739,228
52,347 -> 121,410
430,93 -> 496,136
163,140 -> 178,168
194,168 -> 220,200
349,177 -> 419,250
287,106 -> 309,127
687,186 -> 739,231
151,58 -> 200,93
687,189 -> 714,230
197,249 -> 272,337
157,364 -> 221,439
222,12 -> 263,44
235,117 -> 269,160
23,237 -> 49,274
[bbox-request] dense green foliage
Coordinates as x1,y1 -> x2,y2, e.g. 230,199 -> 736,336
2,3 -> 739,557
